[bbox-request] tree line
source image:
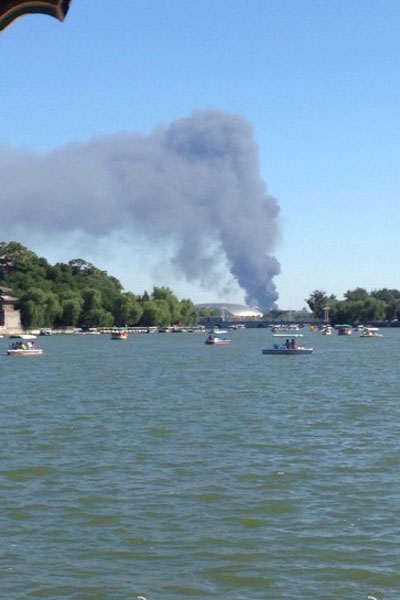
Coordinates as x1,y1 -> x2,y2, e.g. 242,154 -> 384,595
0,242 -> 200,329
305,287 -> 400,324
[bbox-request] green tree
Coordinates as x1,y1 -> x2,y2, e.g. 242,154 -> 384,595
305,290 -> 329,318
139,301 -> 161,327
371,288 -> 400,303
344,288 -> 369,302
43,291 -> 62,326
0,241 -> 39,263
386,299 -> 400,322
359,298 -> 386,323
139,300 -> 171,327
82,288 -> 102,313
84,308 -> 114,328
152,286 -> 181,323
179,299 -> 197,326
114,293 -> 143,326
334,300 -> 363,324
152,299 -> 172,326
0,240 -> 199,330
19,287 -> 58,327
59,295 -> 83,326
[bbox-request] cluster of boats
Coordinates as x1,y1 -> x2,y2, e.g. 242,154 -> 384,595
261,322 -> 384,356
3,321 -> 385,357
322,324 -> 383,337
205,327 -> 231,345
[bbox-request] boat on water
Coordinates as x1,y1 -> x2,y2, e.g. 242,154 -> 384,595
75,328 -> 101,335
7,341 -> 43,356
320,325 -> 332,335
262,343 -> 313,355
205,334 -> 231,345
9,333 -> 37,340
360,327 -> 383,338
40,328 -> 53,336
337,324 -> 353,335
271,324 -> 300,333
7,348 -> 43,356
111,330 -> 129,340
209,327 -> 228,335
273,333 -> 303,338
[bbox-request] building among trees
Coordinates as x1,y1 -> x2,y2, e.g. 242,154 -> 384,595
196,303 -> 263,320
0,286 -> 21,334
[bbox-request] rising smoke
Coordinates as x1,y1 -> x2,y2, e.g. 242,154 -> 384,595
0,109 -> 281,309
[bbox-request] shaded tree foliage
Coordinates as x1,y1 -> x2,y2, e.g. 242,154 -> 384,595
305,290 -> 332,318
306,286 -> 399,324
0,241 -> 198,328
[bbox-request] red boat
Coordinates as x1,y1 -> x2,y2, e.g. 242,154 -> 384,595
111,331 -> 129,340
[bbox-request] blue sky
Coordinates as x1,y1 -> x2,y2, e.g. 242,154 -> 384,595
1,0 -> 400,309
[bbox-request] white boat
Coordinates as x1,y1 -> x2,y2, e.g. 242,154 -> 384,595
360,327 -> 383,338
271,324 -> 300,333
9,333 -> 37,340
262,344 -> 313,355
273,333 -> 303,338
7,348 -> 43,356
209,327 -> 228,335
205,334 -> 231,345
262,343 -> 313,355
7,340 -> 43,355
320,325 -> 332,335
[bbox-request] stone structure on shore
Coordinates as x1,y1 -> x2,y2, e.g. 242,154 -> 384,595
0,286 -> 21,334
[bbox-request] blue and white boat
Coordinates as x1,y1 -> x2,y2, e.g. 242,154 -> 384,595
262,343 -> 313,355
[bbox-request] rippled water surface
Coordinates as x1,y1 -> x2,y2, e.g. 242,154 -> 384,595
1,328 -> 400,599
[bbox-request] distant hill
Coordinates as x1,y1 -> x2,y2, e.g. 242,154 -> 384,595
0,241 -> 197,329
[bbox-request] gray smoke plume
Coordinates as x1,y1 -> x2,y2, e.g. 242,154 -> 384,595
0,109 -> 280,309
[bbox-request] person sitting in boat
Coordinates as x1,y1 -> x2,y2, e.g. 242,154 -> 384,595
285,339 -> 290,349
290,338 -> 297,349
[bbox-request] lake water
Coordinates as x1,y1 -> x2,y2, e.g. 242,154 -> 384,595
1,328 -> 399,600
